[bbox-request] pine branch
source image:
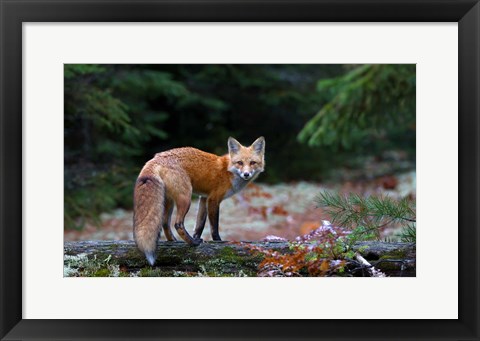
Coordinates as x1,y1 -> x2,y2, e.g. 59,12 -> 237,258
316,191 -> 416,242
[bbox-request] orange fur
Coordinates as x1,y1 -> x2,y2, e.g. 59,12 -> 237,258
133,137 -> 265,265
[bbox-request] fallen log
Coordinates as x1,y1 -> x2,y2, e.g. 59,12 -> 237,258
64,240 -> 415,277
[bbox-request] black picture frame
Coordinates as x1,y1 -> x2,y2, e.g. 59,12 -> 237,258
1,1 -> 479,340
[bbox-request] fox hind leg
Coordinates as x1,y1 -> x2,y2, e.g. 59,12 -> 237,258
173,193 -> 202,246
162,199 -> 176,241
163,169 -> 202,246
193,197 -> 207,239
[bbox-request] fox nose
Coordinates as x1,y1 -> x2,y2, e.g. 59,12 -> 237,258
243,172 -> 250,178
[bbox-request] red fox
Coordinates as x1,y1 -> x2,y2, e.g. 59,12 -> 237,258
133,137 -> 265,265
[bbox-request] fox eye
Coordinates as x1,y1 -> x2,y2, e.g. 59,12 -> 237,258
236,161 -> 244,166
250,161 -> 257,166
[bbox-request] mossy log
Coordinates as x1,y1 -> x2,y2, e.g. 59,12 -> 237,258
64,240 -> 415,277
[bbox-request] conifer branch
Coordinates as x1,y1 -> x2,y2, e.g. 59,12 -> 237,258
316,191 -> 416,242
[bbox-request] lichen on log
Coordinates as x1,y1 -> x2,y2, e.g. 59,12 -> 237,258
64,240 -> 415,277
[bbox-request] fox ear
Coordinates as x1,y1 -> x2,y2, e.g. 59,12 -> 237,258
251,136 -> 265,154
228,137 -> 242,154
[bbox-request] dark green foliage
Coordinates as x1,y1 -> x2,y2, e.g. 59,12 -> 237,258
317,191 -> 416,242
298,64 -> 416,150
64,65 -> 180,228
64,64 -> 345,228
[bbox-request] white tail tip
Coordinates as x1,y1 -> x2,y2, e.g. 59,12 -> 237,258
145,251 -> 156,266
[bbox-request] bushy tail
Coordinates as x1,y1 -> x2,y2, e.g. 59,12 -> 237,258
133,172 -> 165,266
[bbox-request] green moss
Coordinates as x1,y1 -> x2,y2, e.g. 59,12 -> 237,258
122,249 -> 148,267
219,246 -> 238,259
379,249 -> 408,260
138,267 -> 157,277
93,268 -> 111,277
189,246 -> 260,277
118,270 -> 131,277
138,267 -> 172,277
374,261 -> 400,271
219,246 -> 263,264
358,245 -> 369,253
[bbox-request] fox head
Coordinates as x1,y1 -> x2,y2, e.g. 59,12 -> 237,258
228,136 -> 265,181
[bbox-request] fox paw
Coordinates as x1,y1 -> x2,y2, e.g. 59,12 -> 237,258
191,237 -> 203,246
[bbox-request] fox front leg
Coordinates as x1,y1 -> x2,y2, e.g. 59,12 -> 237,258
207,197 -> 222,241
193,197 -> 207,240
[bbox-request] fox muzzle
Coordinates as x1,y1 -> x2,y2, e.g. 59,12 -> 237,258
242,172 -> 252,180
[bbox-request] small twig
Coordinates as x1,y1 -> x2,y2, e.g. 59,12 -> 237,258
354,252 -> 387,277
399,217 -> 416,223
372,259 -> 407,266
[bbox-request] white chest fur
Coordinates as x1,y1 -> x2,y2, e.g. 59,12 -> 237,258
223,176 -> 250,199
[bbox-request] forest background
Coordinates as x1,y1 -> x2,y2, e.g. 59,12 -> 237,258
64,64 -> 415,242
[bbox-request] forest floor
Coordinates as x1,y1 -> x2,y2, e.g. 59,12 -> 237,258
65,171 -> 416,243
